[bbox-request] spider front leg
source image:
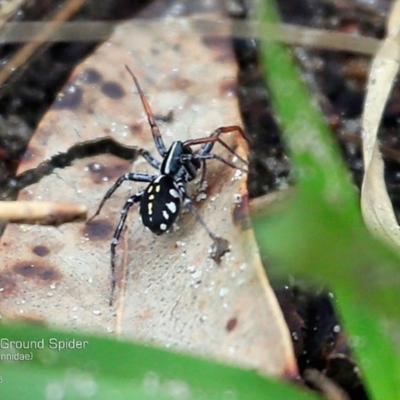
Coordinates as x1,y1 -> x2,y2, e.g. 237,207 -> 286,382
125,65 -> 168,157
181,153 -> 248,174
87,172 -> 156,223
109,192 -> 143,305
184,125 -> 249,166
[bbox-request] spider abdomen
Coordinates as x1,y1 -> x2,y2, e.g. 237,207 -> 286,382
140,175 -> 182,235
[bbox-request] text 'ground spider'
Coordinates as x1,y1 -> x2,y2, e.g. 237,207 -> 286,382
88,65 -> 249,305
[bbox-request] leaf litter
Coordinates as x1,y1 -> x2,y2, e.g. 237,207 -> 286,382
0,4 -> 296,378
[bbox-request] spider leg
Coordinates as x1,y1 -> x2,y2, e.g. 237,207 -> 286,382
182,196 -> 217,241
87,173 -> 156,223
138,148 -> 161,170
110,192 -> 143,305
181,153 -> 248,173
183,125 -> 249,166
125,65 -> 168,157
200,159 -> 207,188
181,182 -> 230,262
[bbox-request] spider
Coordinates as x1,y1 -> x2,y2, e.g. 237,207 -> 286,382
88,65 -> 249,305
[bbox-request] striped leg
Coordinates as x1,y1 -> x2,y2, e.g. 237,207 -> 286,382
180,153 -> 248,173
87,173 -> 156,223
138,148 -> 161,169
109,192 -> 143,305
184,125 -> 249,166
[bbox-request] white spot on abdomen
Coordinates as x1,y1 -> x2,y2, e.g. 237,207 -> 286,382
169,189 -> 180,198
166,202 -> 177,213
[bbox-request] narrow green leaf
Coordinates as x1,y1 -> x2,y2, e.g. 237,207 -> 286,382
0,323 -> 319,400
254,1 -> 400,398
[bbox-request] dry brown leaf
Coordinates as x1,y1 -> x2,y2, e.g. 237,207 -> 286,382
0,4 -> 296,378
361,0 -> 400,249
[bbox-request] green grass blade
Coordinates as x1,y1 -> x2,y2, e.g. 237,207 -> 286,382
0,323 -> 319,400
254,1 -> 400,398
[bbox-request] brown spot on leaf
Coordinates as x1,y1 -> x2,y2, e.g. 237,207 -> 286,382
202,36 -> 232,63
101,81 -> 125,99
226,317 -> 238,332
0,272 -> 17,296
32,245 -> 50,257
86,161 -> 129,184
130,123 -> 143,135
53,84 -> 83,109
14,314 -> 47,326
232,194 -> 251,230
137,308 -> 154,323
220,79 -> 237,97
81,68 -> 102,84
12,262 -> 61,282
84,219 -> 113,240
171,77 -> 192,90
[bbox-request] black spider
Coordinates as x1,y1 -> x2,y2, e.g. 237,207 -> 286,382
88,65 -> 248,305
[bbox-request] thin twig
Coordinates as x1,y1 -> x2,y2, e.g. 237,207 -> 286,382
0,201 -> 87,225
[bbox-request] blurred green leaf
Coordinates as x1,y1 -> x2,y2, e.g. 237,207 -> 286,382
0,323 -> 319,400
254,1 -> 400,399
